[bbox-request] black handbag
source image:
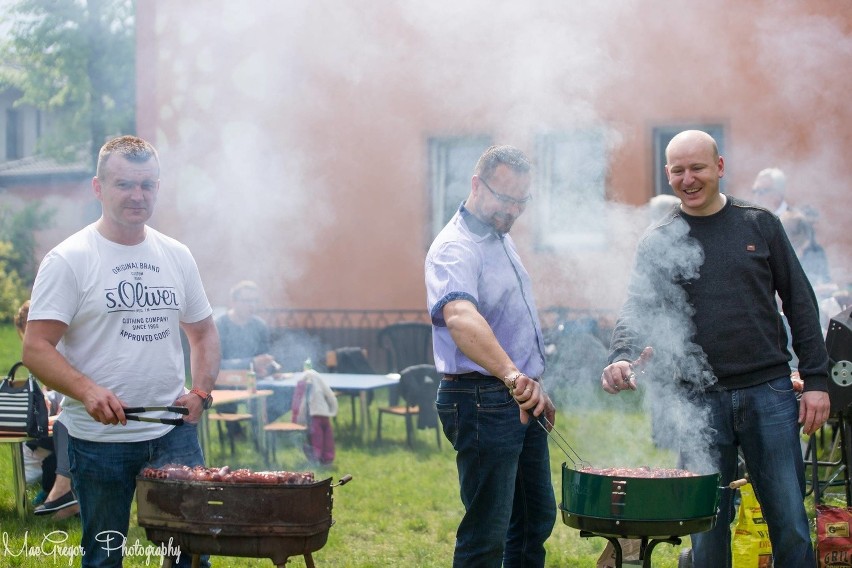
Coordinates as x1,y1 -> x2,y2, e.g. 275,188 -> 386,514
0,362 -> 50,438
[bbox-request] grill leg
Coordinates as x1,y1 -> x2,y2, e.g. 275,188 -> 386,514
304,552 -> 316,568
580,532 -> 623,567
642,537 -> 681,568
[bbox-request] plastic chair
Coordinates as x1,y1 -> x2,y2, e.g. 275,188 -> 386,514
377,322 -> 433,405
377,322 -> 434,371
208,369 -> 256,457
376,364 -> 441,448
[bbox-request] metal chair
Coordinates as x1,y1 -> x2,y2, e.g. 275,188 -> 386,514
264,421 -> 308,466
208,369 -> 256,457
376,364 -> 441,448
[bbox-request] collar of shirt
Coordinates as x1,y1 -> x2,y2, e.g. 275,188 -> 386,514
459,202 -> 500,239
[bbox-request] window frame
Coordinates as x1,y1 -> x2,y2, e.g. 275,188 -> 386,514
534,128 -> 609,251
427,135 -> 492,240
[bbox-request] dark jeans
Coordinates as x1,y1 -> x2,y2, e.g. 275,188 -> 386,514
69,422 -> 209,568
686,376 -> 815,568
437,376 -> 556,568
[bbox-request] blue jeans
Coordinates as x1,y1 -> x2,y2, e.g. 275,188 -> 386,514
685,376 -> 814,568
69,422 -> 209,568
437,376 -> 556,568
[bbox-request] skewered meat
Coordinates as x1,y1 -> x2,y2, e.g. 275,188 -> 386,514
580,465 -> 698,478
141,465 -> 315,484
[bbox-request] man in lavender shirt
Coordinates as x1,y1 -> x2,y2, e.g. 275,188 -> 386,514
425,145 -> 556,568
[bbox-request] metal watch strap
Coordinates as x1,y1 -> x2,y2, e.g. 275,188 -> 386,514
504,372 -> 524,390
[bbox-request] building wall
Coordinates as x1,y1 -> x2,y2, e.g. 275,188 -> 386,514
135,1 -> 852,313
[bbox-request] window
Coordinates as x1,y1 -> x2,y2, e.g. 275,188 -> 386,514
534,129 -> 608,250
652,124 -> 725,196
6,109 -> 21,160
428,136 -> 492,238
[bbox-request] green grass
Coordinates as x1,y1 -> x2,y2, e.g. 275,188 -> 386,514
0,395 -> 691,567
0,324 -> 839,566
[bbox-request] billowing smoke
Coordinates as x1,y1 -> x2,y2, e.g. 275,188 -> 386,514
544,212 -> 722,472
628,216 -> 717,474
122,1 -> 849,470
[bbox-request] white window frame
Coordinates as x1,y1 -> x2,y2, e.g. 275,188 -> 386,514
428,136 -> 492,239
534,128 -> 609,250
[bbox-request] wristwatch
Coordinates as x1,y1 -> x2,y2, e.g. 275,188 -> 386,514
189,388 -> 213,410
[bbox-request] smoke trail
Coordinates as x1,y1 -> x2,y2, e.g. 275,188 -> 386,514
626,215 -> 718,473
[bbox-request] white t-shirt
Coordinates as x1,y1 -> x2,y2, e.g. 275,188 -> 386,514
28,224 -> 213,442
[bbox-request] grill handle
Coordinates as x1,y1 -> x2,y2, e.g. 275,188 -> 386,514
333,474 -> 353,487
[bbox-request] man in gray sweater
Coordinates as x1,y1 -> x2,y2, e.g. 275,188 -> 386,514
601,129 -> 829,567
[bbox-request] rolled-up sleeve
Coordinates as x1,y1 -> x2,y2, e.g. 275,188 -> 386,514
426,241 -> 480,327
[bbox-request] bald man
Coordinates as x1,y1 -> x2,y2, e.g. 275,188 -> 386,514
601,130 -> 829,567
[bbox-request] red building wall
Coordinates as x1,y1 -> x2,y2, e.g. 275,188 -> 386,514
135,1 -> 852,313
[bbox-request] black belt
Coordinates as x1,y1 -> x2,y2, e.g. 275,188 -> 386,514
442,371 -> 496,381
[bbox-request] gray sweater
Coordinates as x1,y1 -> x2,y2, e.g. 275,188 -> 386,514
609,196 -> 828,393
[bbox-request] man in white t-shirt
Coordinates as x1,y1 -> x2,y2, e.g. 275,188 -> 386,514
23,135 -> 220,568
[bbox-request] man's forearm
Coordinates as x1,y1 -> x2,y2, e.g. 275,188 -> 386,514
183,317 -> 221,393
445,307 -> 517,381
22,338 -> 93,402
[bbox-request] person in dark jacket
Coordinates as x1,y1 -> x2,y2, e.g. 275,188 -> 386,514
601,130 -> 830,567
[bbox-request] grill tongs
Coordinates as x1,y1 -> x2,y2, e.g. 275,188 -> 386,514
123,406 -> 189,426
533,414 -> 593,470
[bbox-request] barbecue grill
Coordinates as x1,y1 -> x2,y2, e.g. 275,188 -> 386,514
540,418 -> 733,568
136,472 -> 352,567
560,463 -> 725,568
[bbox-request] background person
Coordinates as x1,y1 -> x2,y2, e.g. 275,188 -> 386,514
215,280 -> 280,434
426,144 -> 556,567
780,209 -> 832,288
601,130 -> 829,567
216,280 -> 280,376
750,166 -> 790,216
22,135 -> 220,568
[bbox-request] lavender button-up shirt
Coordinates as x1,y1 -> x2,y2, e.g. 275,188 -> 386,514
425,204 -> 546,377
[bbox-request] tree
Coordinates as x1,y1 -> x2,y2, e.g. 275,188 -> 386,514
0,240 -> 26,324
0,201 -> 56,287
0,0 -> 136,169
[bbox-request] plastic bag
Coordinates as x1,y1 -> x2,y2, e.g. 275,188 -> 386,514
732,482 -> 773,567
596,539 -> 641,567
816,504 -> 852,567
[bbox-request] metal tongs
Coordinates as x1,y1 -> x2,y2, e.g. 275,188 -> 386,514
533,413 -> 593,470
123,406 -> 189,426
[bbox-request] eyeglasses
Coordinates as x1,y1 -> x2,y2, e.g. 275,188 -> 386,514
477,176 -> 533,207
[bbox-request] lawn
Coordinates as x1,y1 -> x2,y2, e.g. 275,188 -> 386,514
0,324 -> 835,567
